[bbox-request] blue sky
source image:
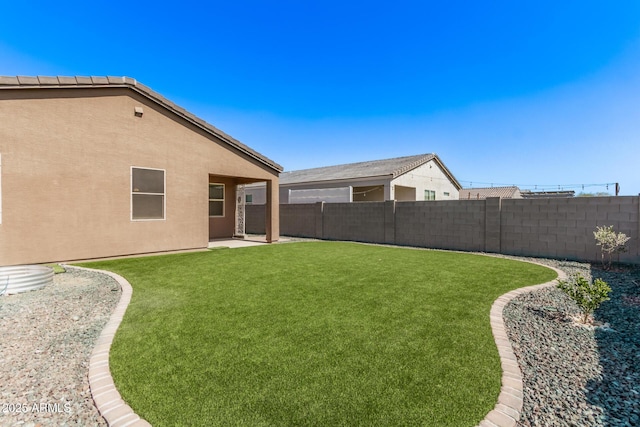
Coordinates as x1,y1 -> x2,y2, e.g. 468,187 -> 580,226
2,1 -> 639,195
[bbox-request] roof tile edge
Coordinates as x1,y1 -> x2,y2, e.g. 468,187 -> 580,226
391,153 -> 435,178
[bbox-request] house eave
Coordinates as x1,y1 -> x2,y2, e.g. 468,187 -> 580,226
281,174 -> 394,187
0,75 -> 284,174
431,155 -> 463,190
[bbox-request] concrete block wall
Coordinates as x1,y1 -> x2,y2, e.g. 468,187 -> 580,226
246,204 -> 267,234
395,200 -> 486,251
485,198 -> 502,253
247,204 -> 320,237
282,203 -> 321,237
247,196 -> 639,264
501,196 -> 639,263
322,202 -> 386,243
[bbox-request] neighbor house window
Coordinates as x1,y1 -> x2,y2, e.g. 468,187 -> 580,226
425,190 -> 436,201
443,192 -> 450,197
209,183 -> 224,217
245,194 -> 253,204
131,167 -> 165,220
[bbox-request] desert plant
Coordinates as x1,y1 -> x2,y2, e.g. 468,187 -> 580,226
594,225 -> 630,270
45,263 -> 66,274
557,274 -> 611,324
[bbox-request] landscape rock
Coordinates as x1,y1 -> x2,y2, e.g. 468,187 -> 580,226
502,258 -> 640,427
0,267 -> 120,426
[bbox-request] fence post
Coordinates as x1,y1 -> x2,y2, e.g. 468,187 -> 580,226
384,200 -> 396,245
315,201 -> 324,239
637,196 -> 640,260
485,197 -> 502,253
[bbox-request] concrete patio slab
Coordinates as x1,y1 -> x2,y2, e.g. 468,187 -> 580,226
207,238 -> 267,249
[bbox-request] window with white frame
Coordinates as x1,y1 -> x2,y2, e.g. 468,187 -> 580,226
424,189 -> 436,201
131,167 -> 165,220
209,183 -> 224,217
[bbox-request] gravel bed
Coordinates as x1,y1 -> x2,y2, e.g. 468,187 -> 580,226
502,258 -> 640,426
0,267 -> 121,427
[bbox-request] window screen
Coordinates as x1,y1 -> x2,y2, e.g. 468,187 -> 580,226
209,183 -> 224,217
132,167 -> 165,220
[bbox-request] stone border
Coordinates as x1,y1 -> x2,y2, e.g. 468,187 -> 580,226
64,265 -> 151,427
477,262 -> 567,427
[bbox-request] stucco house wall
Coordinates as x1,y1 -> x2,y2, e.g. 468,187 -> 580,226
391,159 -> 459,201
0,77 -> 281,265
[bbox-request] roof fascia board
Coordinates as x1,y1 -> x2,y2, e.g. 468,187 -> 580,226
431,155 -> 462,190
389,154 -> 462,190
281,174 -> 393,187
391,154 -> 434,178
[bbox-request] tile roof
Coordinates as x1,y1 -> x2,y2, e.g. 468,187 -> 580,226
0,76 -> 283,173
520,190 -> 575,198
459,186 -> 521,199
280,153 -> 461,188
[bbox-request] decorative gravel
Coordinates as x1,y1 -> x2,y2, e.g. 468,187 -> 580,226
1,255 -> 638,427
503,258 -> 640,426
0,267 -> 121,427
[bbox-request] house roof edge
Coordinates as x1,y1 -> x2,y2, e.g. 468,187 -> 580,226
430,154 -> 463,190
0,75 -> 283,173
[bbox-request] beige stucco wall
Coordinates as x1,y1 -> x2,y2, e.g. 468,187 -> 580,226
394,185 -> 416,201
208,175 -> 240,240
391,159 -> 459,201
0,88 -> 278,265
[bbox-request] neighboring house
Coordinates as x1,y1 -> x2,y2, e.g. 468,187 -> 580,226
520,190 -> 575,198
459,186 -> 522,200
246,153 -> 461,204
460,187 -> 576,199
0,76 -> 282,265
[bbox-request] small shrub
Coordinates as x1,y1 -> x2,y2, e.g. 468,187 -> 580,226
557,274 -> 611,324
594,225 -> 630,270
45,263 -> 66,274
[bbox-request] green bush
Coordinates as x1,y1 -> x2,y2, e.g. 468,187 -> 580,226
45,263 -> 66,274
557,274 -> 611,324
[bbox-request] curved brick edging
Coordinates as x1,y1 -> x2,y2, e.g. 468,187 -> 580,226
477,262 -> 567,427
66,256 -> 566,427
64,265 -> 152,427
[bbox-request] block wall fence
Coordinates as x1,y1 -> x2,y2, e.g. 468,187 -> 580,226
246,196 -> 640,264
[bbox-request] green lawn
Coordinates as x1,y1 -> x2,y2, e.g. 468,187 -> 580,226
81,242 -> 556,426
